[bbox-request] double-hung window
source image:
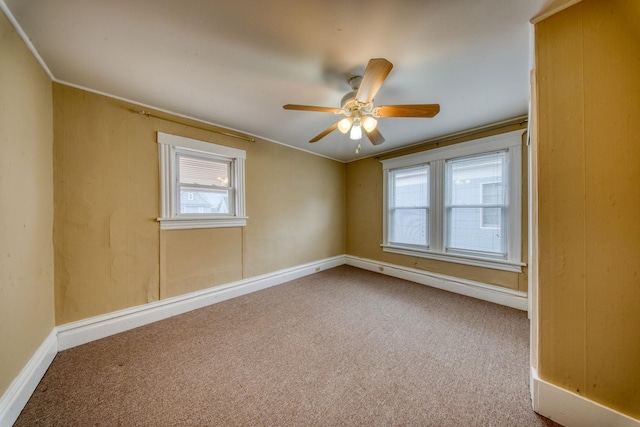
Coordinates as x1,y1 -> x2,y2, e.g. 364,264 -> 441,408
388,165 -> 430,247
157,132 -> 247,230
445,151 -> 507,257
382,130 -> 524,272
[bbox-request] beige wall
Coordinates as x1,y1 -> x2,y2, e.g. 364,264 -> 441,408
535,0 -> 640,418
0,12 -> 55,395
53,84 -> 346,323
346,123 -> 529,292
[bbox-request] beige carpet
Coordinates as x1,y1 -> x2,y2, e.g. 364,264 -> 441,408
16,265 -> 561,426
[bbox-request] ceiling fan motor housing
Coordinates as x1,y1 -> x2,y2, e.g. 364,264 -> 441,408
341,90 -> 359,112
341,75 -> 371,116
341,75 -> 373,117
348,75 -> 362,91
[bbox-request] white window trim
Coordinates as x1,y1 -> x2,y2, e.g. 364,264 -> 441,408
157,132 -> 247,230
381,130 -> 525,273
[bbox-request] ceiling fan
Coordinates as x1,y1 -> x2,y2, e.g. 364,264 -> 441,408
283,58 -> 440,146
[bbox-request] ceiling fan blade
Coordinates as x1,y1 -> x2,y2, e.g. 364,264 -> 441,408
356,58 -> 393,104
373,104 -> 440,118
364,127 -> 385,146
309,122 -> 339,143
283,104 -> 343,114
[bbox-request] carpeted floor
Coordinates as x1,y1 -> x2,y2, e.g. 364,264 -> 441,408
16,265 -> 561,426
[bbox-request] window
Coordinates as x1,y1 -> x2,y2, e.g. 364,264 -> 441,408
382,130 -> 524,272
177,153 -> 231,215
445,152 -> 506,256
157,132 -> 246,230
388,165 -> 430,247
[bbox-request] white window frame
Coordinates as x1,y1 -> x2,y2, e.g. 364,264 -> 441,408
381,130 -> 525,273
157,132 -> 247,230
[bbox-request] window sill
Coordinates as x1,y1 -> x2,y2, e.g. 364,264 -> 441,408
381,244 -> 525,273
158,216 -> 248,230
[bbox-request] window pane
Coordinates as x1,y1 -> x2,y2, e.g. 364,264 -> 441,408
446,152 -> 507,256
390,208 -> 428,246
481,182 -> 502,228
177,153 -> 232,215
447,153 -> 505,205
391,165 -> 429,207
180,188 -> 230,214
448,207 -> 504,254
178,155 -> 230,187
482,182 -> 502,205
482,207 -> 501,228
389,165 -> 429,247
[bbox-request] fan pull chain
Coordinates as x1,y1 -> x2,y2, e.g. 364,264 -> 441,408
355,143 -> 361,154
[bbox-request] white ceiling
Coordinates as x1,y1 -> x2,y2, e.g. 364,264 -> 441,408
4,0 -> 547,162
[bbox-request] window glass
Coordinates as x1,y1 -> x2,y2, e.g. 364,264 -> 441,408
445,152 -> 506,257
481,183 -> 502,228
389,165 -> 429,246
177,154 -> 231,215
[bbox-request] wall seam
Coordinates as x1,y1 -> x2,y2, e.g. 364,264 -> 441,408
579,2 -> 588,398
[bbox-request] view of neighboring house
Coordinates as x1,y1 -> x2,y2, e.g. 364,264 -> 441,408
180,190 -> 229,214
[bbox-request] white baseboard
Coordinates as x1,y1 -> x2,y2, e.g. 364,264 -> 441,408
54,254 -> 528,352
532,368 -> 640,427
0,329 -> 57,427
345,255 -> 528,311
0,256 -> 345,425
3,257 -> 637,427
57,255 -> 345,351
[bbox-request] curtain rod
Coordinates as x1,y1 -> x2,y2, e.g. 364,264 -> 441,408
135,109 -> 256,143
374,116 -> 528,160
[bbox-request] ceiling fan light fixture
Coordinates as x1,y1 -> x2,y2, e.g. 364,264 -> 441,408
283,58 -> 440,146
350,121 -> 362,140
362,116 -> 377,132
337,117 -> 353,134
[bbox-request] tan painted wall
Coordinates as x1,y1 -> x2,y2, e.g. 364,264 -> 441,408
53,84 -> 346,324
0,12 -> 55,395
535,0 -> 640,417
346,124 -> 529,292
53,85 -> 161,322
243,139 -> 346,276
161,228 -> 243,298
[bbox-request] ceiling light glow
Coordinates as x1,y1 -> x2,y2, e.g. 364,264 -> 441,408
337,117 -> 352,134
350,122 -> 362,140
362,116 -> 377,132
